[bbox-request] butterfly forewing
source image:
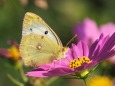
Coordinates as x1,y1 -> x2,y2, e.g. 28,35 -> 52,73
22,12 -> 62,47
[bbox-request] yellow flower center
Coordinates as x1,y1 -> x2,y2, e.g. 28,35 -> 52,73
69,56 -> 91,69
8,46 -> 20,60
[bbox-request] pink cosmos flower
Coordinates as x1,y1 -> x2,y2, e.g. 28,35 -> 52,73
73,18 -> 115,63
26,33 -> 115,77
73,18 -> 115,46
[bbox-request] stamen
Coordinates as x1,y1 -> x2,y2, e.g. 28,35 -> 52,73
83,56 -> 91,64
69,56 -> 91,69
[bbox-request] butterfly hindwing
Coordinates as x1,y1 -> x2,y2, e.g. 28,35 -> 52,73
20,34 -> 62,67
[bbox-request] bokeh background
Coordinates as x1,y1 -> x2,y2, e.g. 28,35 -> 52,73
0,0 -> 115,86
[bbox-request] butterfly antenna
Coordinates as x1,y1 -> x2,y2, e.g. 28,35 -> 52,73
66,34 -> 77,46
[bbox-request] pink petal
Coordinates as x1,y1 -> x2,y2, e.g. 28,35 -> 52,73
71,43 -> 83,58
83,18 -> 99,42
0,49 -> 9,58
26,67 -> 74,77
81,41 -> 89,57
82,61 -> 98,70
89,34 -> 109,60
73,18 -> 100,44
71,41 -> 89,59
100,23 -> 115,36
98,49 -> 115,62
7,40 -> 19,48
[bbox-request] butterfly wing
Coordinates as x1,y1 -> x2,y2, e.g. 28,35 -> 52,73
20,12 -> 63,67
22,12 -> 62,47
20,34 -> 62,67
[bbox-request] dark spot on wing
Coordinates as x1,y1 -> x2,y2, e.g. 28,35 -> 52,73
45,31 -> 48,34
30,28 -> 32,31
41,36 -> 44,39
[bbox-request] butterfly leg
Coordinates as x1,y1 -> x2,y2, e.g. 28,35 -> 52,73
47,60 -> 57,71
31,60 -> 38,67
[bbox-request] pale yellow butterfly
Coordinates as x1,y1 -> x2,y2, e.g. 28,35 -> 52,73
20,12 -> 68,67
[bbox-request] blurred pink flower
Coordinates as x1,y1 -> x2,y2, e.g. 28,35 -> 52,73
73,18 -> 115,63
73,18 -> 100,45
20,0 -> 28,6
34,0 -> 48,9
26,33 -> 115,77
0,40 -> 20,61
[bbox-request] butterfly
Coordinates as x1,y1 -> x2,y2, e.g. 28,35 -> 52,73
20,12 -> 68,67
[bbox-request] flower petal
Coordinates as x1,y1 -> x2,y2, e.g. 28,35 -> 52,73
33,63 -> 53,71
7,40 -> 19,49
89,39 -> 99,58
89,34 -> 110,60
89,32 -> 115,62
100,23 -> 115,36
72,41 -> 89,59
80,61 -> 98,70
81,41 -> 89,57
99,32 -> 115,56
73,18 -> 99,44
97,48 -> 115,62
26,67 -> 74,77
0,49 -> 9,58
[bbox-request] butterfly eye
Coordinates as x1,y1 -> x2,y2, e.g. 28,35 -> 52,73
45,31 -> 48,34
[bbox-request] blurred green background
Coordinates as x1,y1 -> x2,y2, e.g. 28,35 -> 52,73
0,0 -> 115,86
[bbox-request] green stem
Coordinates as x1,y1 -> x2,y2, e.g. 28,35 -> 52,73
18,62 -> 28,82
83,79 -> 88,86
46,77 -> 59,86
7,74 -> 24,86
